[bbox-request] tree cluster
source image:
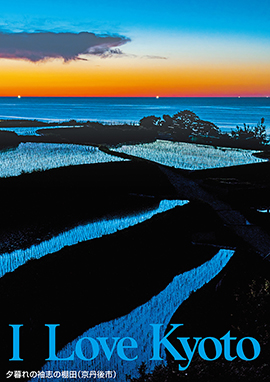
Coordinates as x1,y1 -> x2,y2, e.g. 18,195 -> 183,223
139,111 -> 268,149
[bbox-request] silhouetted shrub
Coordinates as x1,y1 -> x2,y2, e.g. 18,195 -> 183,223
231,118 -> 267,146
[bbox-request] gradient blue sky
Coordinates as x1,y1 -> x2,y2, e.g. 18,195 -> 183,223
2,0 -> 270,35
1,0 -> 270,96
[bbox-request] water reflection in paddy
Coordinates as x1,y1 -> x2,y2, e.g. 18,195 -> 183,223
37,248 -> 234,381
0,199 -> 188,278
0,125 -> 77,136
114,140 -> 266,169
0,142 -> 127,178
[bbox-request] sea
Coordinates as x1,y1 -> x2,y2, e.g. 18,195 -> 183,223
0,97 -> 270,133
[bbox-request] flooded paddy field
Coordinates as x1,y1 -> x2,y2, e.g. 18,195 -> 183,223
0,160 -> 177,254
0,199 -> 236,375
1,130 -> 270,381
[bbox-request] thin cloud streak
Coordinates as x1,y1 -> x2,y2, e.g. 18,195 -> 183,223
142,54 -> 167,60
0,31 -> 131,62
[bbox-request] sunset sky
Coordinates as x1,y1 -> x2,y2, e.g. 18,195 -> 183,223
0,0 -> 270,97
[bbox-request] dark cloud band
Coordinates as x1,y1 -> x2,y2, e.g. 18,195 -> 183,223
0,31 -> 130,62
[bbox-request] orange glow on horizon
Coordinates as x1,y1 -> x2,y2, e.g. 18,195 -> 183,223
0,58 -> 270,97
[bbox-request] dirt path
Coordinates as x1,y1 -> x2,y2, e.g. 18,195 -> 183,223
102,145 -> 270,259
159,165 -> 270,259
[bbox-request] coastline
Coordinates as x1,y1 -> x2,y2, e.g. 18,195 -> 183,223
1,115 -> 270,153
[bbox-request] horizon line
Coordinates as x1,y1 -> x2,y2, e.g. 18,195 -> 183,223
0,95 -> 269,98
